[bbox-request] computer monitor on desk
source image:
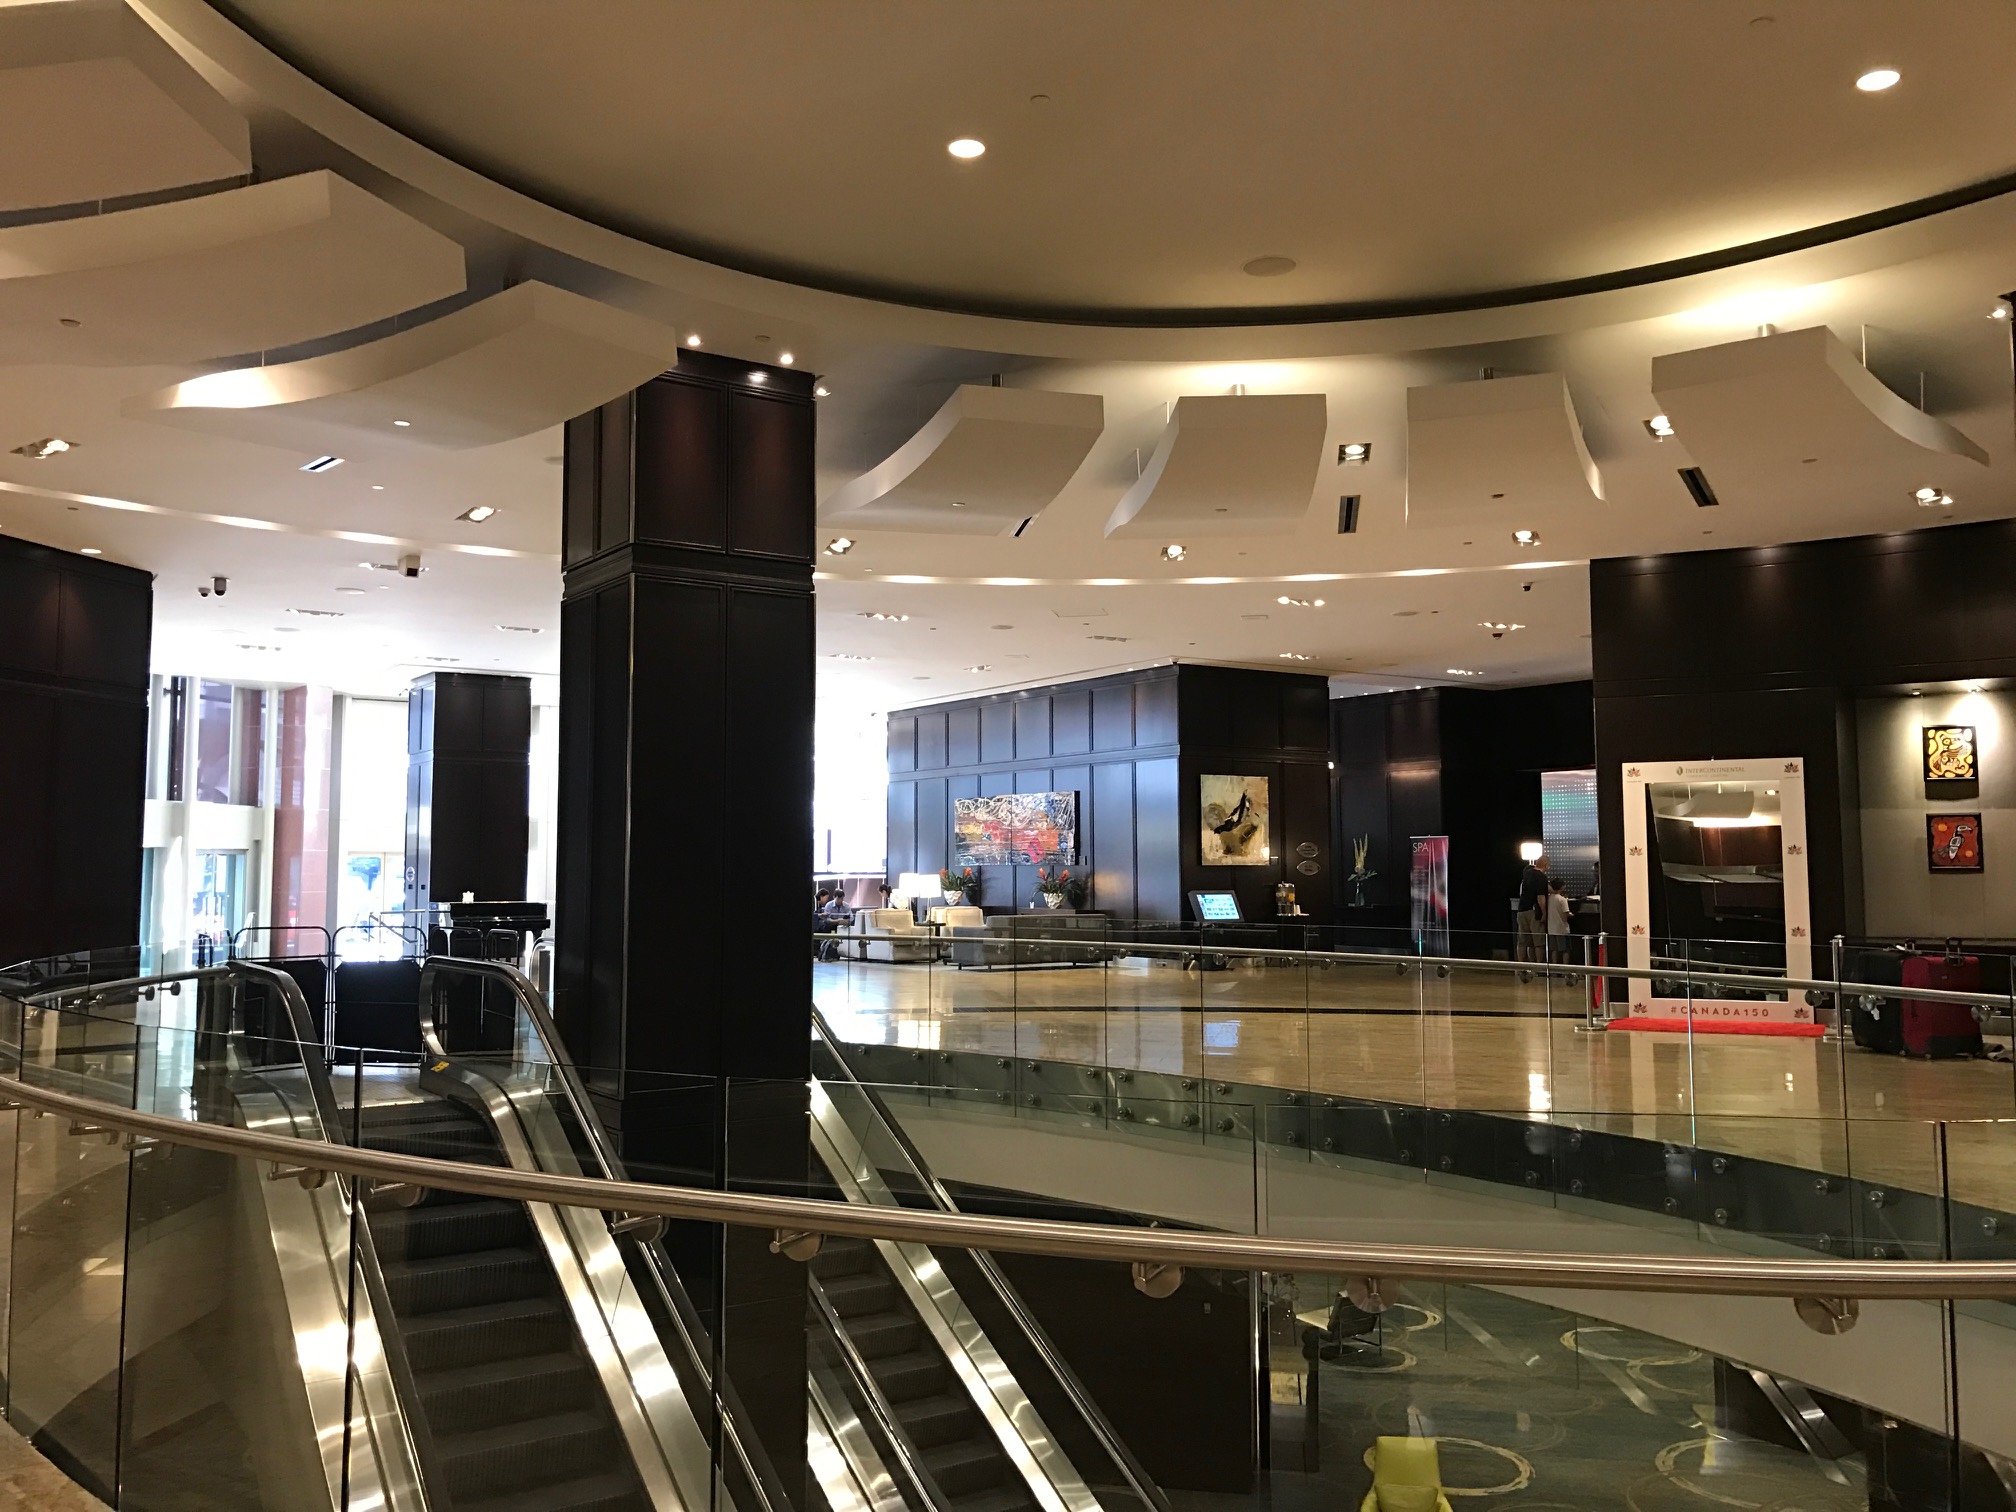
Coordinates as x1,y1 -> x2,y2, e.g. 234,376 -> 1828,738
1189,890 -> 1242,923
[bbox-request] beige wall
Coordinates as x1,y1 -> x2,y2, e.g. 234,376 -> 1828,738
1858,691 -> 2016,940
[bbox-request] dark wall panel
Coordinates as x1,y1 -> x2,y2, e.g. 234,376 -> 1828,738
948,706 -> 980,766
1092,684 -> 1134,751
1135,676 -> 1179,747
1134,757 -> 1182,921
1053,690 -> 1091,756
914,778 -> 948,877
916,710 -> 948,772
981,702 -> 1015,763
405,671 -> 531,909
1089,761 -> 1136,922
887,715 -> 916,775
885,780 -> 917,880
1014,698 -> 1052,760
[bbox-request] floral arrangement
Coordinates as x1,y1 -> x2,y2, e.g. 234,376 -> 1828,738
1037,866 -> 1087,907
939,866 -> 980,899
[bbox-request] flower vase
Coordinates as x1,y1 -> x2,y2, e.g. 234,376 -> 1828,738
943,889 -> 964,905
1041,892 -> 1064,909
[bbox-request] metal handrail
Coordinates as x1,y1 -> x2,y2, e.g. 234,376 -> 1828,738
415,956 -> 790,1512
812,1009 -> 1171,1512
3,1068 -> 2012,1303
824,931 -> 2016,1012
811,1278 -> 952,1512
226,960 -> 449,1512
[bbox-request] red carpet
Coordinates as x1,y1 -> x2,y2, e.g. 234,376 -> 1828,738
1606,1016 -> 1825,1038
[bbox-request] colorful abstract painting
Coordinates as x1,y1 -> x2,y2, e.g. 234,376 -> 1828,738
953,792 -> 1077,866
1923,725 -> 1978,784
1199,774 -> 1270,866
1928,813 -> 1984,872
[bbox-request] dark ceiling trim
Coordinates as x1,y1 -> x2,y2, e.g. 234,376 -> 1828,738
213,5 -> 2016,330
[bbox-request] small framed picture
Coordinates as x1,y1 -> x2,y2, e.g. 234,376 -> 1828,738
1923,725 -> 1978,784
1927,813 -> 1983,872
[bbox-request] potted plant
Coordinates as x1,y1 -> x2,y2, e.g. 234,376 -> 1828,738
1037,866 -> 1085,910
940,866 -> 979,904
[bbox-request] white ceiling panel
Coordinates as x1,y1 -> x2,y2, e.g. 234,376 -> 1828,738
823,384 -> 1103,536
1651,325 -> 1990,516
0,0 -> 249,211
1405,373 -> 1602,529
0,170 -> 466,366
125,282 -> 684,451
1104,392 -> 1326,538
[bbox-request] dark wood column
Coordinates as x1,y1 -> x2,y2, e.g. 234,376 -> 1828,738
555,350 -> 815,1501
401,670 -> 532,911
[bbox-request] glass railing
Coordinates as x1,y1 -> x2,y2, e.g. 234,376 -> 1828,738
7,944 -> 2016,1512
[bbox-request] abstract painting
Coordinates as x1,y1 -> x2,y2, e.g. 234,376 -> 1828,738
1928,813 -> 1984,872
1199,774 -> 1270,865
1923,725 -> 1978,784
953,792 -> 1077,867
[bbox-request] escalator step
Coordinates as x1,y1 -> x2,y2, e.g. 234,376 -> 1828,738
439,1409 -> 620,1501
841,1309 -> 922,1358
401,1297 -> 574,1372
896,1391 -> 978,1447
923,1438 -> 1014,1496
359,1126 -> 503,1163
873,1348 -> 950,1402
384,1246 -> 546,1314
821,1270 -> 897,1314
461,1470 -> 650,1512
811,1237 -> 875,1278
372,1198 -> 531,1261
420,1350 -> 597,1435
950,1490 -> 1034,1512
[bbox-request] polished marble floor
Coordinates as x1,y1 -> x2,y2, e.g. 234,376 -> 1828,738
815,956 -> 2016,1210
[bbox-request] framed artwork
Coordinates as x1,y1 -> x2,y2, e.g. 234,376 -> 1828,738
1927,813 -> 1984,872
1199,774 -> 1270,865
953,792 -> 1077,866
1923,725 -> 1978,784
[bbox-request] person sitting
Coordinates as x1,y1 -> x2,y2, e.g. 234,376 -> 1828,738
812,888 -> 849,960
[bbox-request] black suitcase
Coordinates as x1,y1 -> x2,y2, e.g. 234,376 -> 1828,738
1849,947 -> 1906,1055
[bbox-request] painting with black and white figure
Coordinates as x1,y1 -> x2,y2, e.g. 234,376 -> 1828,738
1199,774 -> 1270,866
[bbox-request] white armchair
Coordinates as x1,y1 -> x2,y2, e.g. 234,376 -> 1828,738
850,908 -> 935,963
927,905 -> 985,930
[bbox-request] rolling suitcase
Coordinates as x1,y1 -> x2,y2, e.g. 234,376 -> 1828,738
1901,943 -> 1983,1059
1849,946 -> 1906,1053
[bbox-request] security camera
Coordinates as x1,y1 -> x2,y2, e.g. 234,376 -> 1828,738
398,552 -> 421,578
198,575 -> 228,598
1521,582 -> 1533,592
1491,630 -> 1505,640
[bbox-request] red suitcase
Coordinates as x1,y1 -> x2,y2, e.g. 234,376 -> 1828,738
1901,946 -> 1984,1058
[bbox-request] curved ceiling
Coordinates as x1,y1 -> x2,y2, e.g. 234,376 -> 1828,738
213,0 -> 2016,323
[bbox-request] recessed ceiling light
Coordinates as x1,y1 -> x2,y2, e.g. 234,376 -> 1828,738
1277,596 -> 1325,608
288,607 -> 344,618
497,624 -> 542,634
779,352 -> 794,365
1243,256 -> 1297,277
1278,652 -> 1312,661
335,587 -> 367,595
748,371 -> 767,384
947,138 -> 986,159
79,547 -> 101,555
1160,544 -> 1186,560
1855,67 -> 1900,91
858,611 -> 910,622
1914,487 -> 1953,508
1512,528 -> 1539,546
1446,668 -> 1482,677
814,385 -> 831,397
964,664 -> 993,672
1338,442 -> 1371,465
1644,414 -> 1676,439
1992,301 -> 2013,321
825,537 -> 855,555
392,419 -> 411,427
371,484 -> 386,491
685,334 -> 702,348
236,643 -> 279,652
12,437 -> 74,459
420,655 -> 461,664
458,505 -> 498,522
301,455 -> 344,473
826,653 -> 875,662
1087,634 -> 1130,642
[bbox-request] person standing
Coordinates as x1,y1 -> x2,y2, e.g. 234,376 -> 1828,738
1545,878 -> 1573,966
1515,853 -> 1550,967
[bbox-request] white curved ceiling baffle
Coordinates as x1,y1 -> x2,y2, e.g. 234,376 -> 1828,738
0,170 -> 465,366
125,281 -> 685,452
1405,373 -> 1603,527
0,0 -> 249,211
1104,393 -> 1326,538
823,384 -> 1104,536
1651,325 -> 1991,515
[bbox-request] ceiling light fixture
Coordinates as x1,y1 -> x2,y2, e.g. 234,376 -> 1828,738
236,643 -> 279,652
1512,528 -> 1540,547
825,537 -> 855,555
1160,544 -> 1186,561
392,419 -> 411,427
498,624 -> 543,634
685,334 -> 702,348
335,587 -> 367,595
301,455 -> 344,473
1446,668 -> 1482,677
748,371 -> 767,384
79,547 -> 102,555
1993,302 -> 2013,321
858,611 -> 910,622
814,384 -> 831,397
1278,652 -> 1312,662
1479,621 -> 1525,634
1243,256 -> 1297,277
1855,67 -> 1901,91
1276,595 -> 1326,607
826,653 -> 875,662
779,352 -> 794,365
458,505 -> 498,522
420,656 -> 460,665
964,664 -> 993,673
947,138 -> 986,159
1914,486 -> 1954,508
1338,442 -> 1371,465
12,437 -> 74,459
1088,634 -> 1130,642
1644,414 -> 1676,440
288,607 -> 344,618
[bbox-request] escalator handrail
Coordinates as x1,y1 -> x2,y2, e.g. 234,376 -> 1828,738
812,1008 -> 1172,1512
9,1063 -> 2016,1296
810,1275 -> 955,1512
416,955 -> 793,1512
227,959 -> 450,1512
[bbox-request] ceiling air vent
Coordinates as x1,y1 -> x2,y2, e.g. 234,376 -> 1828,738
1678,466 -> 1720,508
1337,495 -> 1361,534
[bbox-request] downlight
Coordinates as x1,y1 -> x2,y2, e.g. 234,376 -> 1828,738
1915,486 -> 1954,508
1679,467 -> 1721,508
1278,652 -> 1312,662
1512,529 -> 1540,547
857,611 -> 909,621
1644,415 -> 1676,440
1277,596 -> 1326,608
12,437 -> 74,459
947,138 -> 986,159
824,537 -> 855,555
1855,67 -> 1901,92
1160,543 -> 1186,561
1337,442 -> 1371,465
457,505 -> 498,523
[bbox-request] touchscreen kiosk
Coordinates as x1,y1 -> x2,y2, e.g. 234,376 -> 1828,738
1189,890 -> 1242,923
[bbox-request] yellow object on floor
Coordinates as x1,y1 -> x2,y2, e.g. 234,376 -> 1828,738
1359,1434 -> 1454,1512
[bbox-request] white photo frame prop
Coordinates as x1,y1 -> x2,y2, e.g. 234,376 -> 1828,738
1620,758 -> 1813,1025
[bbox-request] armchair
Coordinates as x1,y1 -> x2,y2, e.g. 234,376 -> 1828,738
927,905 -> 985,930
849,908 -> 936,963
1358,1437 -> 1452,1512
